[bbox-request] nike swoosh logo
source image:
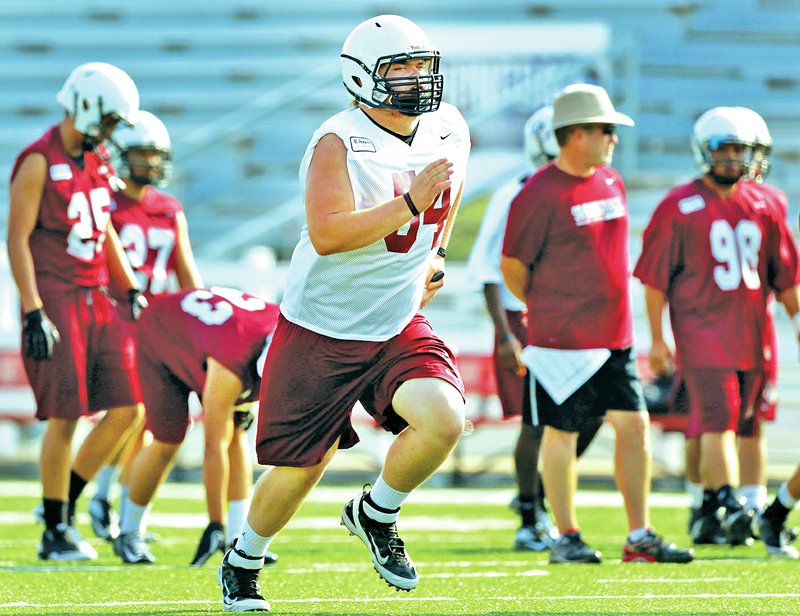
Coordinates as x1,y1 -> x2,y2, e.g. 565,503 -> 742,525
440,133 -> 452,140
367,534 -> 390,565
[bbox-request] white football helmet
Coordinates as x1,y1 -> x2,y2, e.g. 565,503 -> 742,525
691,106 -> 758,185
524,105 -> 558,168
340,14 -> 443,115
734,106 -> 772,181
56,62 -> 139,147
113,110 -> 172,187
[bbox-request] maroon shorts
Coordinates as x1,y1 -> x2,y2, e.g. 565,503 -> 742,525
137,347 -> 194,444
682,368 -> 761,438
493,309 -> 527,419
255,313 -> 464,467
23,287 -> 141,421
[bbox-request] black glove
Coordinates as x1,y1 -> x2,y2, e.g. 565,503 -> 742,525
23,308 -> 60,361
128,289 -> 148,321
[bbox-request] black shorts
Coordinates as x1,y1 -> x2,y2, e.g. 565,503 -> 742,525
536,346 -> 646,432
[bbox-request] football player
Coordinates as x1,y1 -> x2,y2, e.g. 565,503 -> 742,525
8,62 -> 145,560
113,287 -> 279,566
86,109 -> 204,542
467,105 -> 602,552
219,15 -> 470,611
635,106 -> 800,547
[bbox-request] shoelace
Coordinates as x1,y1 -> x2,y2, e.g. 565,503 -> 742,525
230,567 -> 262,598
376,523 -> 410,565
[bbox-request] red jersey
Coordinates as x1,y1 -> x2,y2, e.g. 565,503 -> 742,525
11,125 -> 117,299
110,187 -> 183,300
137,288 -> 280,404
503,163 -> 634,350
634,179 -> 800,370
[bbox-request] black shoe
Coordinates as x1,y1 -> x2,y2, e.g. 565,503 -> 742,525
549,531 -> 601,564
687,507 -> 701,535
758,513 -> 799,559
88,497 -> 119,541
724,508 -> 755,546
191,522 -> 226,566
341,490 -> 418,591
690,512 -> 726,545
114,531 -> 155,564
218,542 -> 270,612
38,524 -> 96,561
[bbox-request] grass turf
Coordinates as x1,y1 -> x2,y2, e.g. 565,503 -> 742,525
0,481 -> 798,615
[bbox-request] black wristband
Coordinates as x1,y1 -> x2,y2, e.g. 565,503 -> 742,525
436,246 -> 447,258
403,192 -> 420,217
498,332 -> 515,344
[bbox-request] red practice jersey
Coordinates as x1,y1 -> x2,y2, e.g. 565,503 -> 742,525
634,179 -> 800,370
137,288 -> 280,404
110,187 -> 183,300
11,125 -> 117,299
503,163 -> 634,350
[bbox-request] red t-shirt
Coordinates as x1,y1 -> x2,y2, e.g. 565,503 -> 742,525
634,178 -> 800,370
11,125 -> 117,299
137,288 -> 280,404
110,187 -> 183,300
503,163 -> 634,350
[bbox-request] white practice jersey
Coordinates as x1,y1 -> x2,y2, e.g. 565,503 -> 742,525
466,173 -> 528,312
281,103 -> 470,341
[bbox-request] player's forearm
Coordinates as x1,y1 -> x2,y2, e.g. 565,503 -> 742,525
483,284 -> 512,337
643,285 -> 668,343
7,237 -> 42,312
500,256 -> 528,303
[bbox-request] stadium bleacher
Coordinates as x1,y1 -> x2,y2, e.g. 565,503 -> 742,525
1,0 -> 798,257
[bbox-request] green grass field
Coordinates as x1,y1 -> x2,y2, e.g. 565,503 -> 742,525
1,480 -> 798,616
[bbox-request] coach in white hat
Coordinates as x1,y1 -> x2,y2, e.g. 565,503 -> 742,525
552,83 -> 634,129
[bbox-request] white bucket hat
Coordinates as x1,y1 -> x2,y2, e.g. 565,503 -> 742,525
552,83 -> 634,129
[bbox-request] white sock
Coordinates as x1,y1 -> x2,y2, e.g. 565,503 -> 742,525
119,485 -> 130,522
685,481 -> 704,509
363,474 -> 409,523
778,482 -> 798,509
627,527 -> 650,543
741,484 -> 767,511
227,499 -> 249,544
229,519 -> 273,568
120,498 -> 149,535
93,465 -> 119,501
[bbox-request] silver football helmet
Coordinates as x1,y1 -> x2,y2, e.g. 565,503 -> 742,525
524,105 -> 558,168
340,14 -> 443,116
691,106 -> 758,185
113,110 -> 172,187
56,62 -> 139,148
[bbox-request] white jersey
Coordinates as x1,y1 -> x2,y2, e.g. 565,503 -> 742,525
281,103 -> 470,341
466,174 -> 527,312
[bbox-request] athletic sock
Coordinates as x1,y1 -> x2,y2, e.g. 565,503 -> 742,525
227,499 -> 249,544
43,498 -> 67,530
93,465 -> 119,502
229,519 -> 273,567
120,498 -> 149,535
67,471 -> 89,524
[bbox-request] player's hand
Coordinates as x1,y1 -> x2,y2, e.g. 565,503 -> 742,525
648,340 -> 674,376
420,255 -> 446,309
408,159 -> 453,213
497,333 -> 526,377
23,308 -> 60,361
128,289 -> 148,321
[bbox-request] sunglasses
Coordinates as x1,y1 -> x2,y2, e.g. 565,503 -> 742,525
580,124 -> 616,136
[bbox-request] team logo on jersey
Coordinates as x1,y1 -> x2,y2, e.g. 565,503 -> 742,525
350,136 -> 376,152
678,195 -> 705,215
570,197 -> 625,227
49,164 -> 72,181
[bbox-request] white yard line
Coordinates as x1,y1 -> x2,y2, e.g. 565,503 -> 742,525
3,593 -> 800,610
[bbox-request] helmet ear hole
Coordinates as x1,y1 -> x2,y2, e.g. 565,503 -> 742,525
353,76 -> 362,87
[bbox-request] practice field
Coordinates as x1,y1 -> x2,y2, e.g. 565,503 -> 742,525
0,480 -> 798,616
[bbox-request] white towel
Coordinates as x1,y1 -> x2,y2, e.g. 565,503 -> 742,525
521,346 -> 611,405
